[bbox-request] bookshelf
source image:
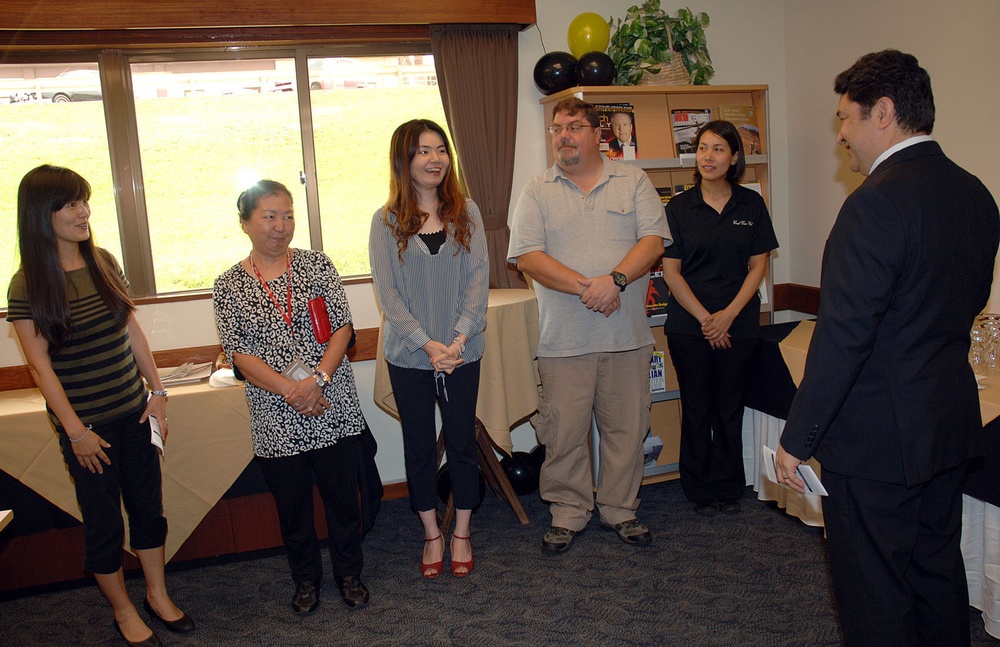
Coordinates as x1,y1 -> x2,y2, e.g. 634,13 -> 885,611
542,85 -> 772,483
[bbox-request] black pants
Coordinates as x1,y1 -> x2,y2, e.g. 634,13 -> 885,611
822,464 -> 970,647
666,333 -> 756,505
59,409 -> 167,574
387,360 -> 481,511
258,436 -> 363,585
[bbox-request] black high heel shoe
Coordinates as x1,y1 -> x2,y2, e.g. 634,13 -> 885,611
113,619 -> 161,647
143,597 -> 196,633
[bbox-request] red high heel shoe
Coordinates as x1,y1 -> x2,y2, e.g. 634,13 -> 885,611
421,535 -> 444,579
450,534 -> 474,577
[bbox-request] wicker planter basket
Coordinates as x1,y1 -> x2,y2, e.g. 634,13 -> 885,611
637,54 -> 691,86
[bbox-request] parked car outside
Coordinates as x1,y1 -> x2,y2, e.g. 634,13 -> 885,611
41,69 -> 103,103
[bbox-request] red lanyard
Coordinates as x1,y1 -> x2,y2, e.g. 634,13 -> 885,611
249,251 -> 294,329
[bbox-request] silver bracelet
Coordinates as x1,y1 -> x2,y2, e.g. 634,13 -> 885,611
69,425 -> 93,443
150,389 -> 168,397
452,336 -> 465,356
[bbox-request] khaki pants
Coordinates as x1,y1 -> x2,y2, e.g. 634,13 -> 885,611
534,346 -> 653,530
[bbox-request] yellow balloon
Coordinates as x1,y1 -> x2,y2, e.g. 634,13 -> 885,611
567,12 -> 611,59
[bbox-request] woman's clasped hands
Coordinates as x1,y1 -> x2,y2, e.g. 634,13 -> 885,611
701,309 -> 736,350
284,376 -> 332,417
425,339 -> 465,375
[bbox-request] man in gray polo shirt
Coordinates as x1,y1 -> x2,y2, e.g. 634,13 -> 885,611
508,97 -> 670,553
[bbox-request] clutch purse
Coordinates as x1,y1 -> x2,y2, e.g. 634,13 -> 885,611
308,297 -> 331,344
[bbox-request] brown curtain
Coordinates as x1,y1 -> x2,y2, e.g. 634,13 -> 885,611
430,24 -> 528,288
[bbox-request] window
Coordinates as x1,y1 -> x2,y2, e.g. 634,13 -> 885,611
130,56 -> 309,293
0,48 -> 448,306
308,55 -> 447,276
0,61 -> 122,309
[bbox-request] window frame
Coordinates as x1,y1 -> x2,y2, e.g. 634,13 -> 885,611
2,40 -> 435,306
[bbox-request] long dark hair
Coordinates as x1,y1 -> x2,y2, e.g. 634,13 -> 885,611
384,119 -> 470,261
16,165 -> 134,353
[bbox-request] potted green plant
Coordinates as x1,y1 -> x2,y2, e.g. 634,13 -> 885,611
607,1 -> 715,86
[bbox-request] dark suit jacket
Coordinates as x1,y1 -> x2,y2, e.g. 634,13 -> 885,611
606,137 -> 636,159
781,141 -> 999,487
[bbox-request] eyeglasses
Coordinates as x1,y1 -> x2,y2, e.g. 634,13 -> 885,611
546,123 -> 595,135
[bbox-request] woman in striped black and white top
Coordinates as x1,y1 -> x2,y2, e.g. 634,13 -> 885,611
369,119 -> 489,579
8,165 -> 193,646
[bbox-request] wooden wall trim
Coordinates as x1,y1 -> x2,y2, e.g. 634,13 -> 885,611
0,481 -> 409,594
0,25 -> 434,51
1,0 -> 536,32
772,283 -> 820,316
0,327 -> 379,392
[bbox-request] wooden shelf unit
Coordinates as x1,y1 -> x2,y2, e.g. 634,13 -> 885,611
541,84 -> 772,483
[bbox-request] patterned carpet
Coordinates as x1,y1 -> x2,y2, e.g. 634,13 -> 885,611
2,480 -> 997,646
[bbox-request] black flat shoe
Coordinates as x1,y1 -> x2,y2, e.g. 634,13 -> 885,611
335,575 -> 369,609
718,500 -> 741,515
292,580 -> 320,614
143,598 -> 196,633
113,619 -> 161,647
694,502 -> 719,517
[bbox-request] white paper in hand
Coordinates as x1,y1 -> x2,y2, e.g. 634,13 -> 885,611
762,445 -> 827,496
149,415 -> 165,457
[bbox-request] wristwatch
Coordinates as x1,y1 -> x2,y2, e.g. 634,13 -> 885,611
610,271 -> 627,292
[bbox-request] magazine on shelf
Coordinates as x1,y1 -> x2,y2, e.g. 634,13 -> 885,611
594,102 -> 638,161
671,108 -> 712,157
646,262 -> 669,317
656,186 -> 673,205
716,104 -> 764,155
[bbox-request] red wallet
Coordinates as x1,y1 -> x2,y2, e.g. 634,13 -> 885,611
308,297 -> 331,344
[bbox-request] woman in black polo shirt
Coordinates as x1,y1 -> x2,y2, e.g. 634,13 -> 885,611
662,121 -> 779,517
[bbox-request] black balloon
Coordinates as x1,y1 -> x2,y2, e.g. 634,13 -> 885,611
436,463 -> 486,511
576,51 -> 615,86
529,443 -> 546,472
501,451 -> 540,496
533,51 -> 578,96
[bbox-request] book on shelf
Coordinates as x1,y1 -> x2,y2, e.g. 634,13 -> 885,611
643,432 -> 664,468
671,108 -> 712,157
649,350 -> 666,394
758,279 -> 769,305
656,186 -> 673,205
594,102 -> 638,161
674,182 -> 695,195
716,104 -> 764,155
646,262 -> 669,317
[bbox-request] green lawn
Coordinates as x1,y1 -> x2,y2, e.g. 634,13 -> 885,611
0,87 -> 448,307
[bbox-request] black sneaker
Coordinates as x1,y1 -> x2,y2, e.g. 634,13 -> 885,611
292,580 -> 319,614
541,526 -> 578,553
335,575 -> 369,609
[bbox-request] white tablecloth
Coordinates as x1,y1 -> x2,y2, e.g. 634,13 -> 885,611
742,408 -> 824,526
962,495 -> 1000,638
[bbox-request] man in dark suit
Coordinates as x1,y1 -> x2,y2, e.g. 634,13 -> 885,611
776,50 -> 1000,646
605,110 -> 637,160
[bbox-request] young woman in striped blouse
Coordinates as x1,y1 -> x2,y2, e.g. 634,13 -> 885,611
369,119 -> 489,579
8,165 -> 193,646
